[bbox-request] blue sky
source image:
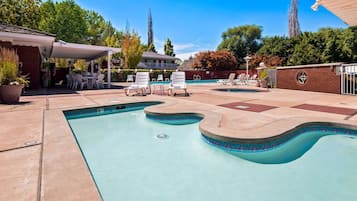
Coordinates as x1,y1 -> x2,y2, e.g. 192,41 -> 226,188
76,0 -> 347,60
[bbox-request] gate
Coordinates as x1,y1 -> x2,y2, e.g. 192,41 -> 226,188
341,64 -> 357,95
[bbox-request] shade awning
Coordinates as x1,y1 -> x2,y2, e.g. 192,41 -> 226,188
51,42 -> 121,60
313,0 -> 357,26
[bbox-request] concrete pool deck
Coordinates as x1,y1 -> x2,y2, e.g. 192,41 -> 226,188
1,83 -> 357,201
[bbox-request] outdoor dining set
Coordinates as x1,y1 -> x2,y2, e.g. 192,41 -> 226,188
66,72 -> 105,90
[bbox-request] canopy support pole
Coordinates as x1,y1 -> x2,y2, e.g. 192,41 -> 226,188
107,51 -> 112,88
90,60 -> 94,74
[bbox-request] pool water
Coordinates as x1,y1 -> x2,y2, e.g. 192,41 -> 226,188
67,106 -> 357,201
151,79 -> 219,85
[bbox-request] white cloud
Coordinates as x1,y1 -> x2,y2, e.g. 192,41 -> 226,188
174,43 -> 195,51
176,51 -> 198,61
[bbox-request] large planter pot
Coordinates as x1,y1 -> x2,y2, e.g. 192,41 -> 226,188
0,85 -> 24,104
260,80 -> 267,88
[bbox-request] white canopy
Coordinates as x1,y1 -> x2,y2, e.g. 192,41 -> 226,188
51,42 -> 121,88
312,0 -> 357,26
51,41 -> 121,60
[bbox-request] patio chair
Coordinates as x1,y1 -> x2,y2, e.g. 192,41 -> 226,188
217,73 -> 236,85
66,74 -> 72,88
126,74 -> 134,82
73,74 -> 88,90
125,72 -> 151,96
95,74 -> 105,88
234,74 -> 246,85
247,74 -> 258,85
168,72 -> 189,96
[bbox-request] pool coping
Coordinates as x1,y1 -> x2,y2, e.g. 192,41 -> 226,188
43,97 -> 357,201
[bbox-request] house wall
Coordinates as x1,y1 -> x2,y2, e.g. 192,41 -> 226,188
276,65 -> 341,94
141,58 -> 177,69
0,41 -> 42,89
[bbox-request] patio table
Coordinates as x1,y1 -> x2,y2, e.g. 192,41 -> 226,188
84,76 -> 96,89
151,84 -> 168,95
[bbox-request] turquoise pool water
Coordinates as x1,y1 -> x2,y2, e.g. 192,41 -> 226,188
66,104 -> 357,201
151,79 -> 219,85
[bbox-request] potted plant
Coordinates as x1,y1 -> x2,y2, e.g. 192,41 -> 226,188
0,47 -> 29,104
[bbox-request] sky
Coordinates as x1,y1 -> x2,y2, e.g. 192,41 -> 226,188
76,0 -> 347,60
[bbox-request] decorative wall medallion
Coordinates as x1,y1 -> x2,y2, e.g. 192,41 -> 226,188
297,71 -> 308,85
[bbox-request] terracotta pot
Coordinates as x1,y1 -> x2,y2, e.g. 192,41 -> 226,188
0,85 -> 23,104
256,81 -> 260,87
261,80 -> 267,88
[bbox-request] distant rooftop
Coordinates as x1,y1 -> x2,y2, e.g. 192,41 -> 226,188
143,51 -> 177,60
0,24 -> 56,37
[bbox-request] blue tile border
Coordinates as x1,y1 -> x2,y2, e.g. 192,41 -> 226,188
202,124 -> 357,153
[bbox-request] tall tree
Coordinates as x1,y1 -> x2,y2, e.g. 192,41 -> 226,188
288,0 -> 301,38
217,25 -> 262,65
147,43 -> 157,53
0,0 -> 42,29
288,32 -> 320,65
193,50 -> 237,71
164,38 -> 175,56
121,32 -> 144,69
39,0 -> 88,43
85,10 -> 106,45
104,31 -> 124,48
147,9 -> 154,49
38,0 -> 56,32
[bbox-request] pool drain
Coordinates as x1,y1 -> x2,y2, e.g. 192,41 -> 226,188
235,105 -> 250,109
156,133 -> 169,139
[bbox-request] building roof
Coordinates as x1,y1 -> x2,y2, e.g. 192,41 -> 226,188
0,24 -> 56,58
312,0 -> 357,26
0,24 -> 56,37
178,58 -> 195,71
143,51 -> 177,60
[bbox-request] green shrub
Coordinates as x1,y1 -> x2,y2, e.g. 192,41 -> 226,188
0,48 -> 29,86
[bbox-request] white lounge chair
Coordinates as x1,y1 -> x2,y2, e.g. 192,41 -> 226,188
247,74 -> 258,85
126,74 -> 134,82
234,73 -> 246,85
125,72 -> 151,96
217,73 -> 236,85
157,74 -> 164,82
168,72 -> 189,96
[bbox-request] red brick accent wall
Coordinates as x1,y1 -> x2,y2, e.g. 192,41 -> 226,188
277,66 -> 340,94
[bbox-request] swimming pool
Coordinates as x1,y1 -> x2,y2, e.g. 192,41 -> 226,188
65,103 -> 357,201
151,79 -> 219,85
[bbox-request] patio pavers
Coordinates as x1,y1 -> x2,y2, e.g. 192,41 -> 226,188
292,104 -> 357,115
41,110 -> 101,201
0,110 -> 43,151
0,145 -> 41,201
218,102 -> 278,112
